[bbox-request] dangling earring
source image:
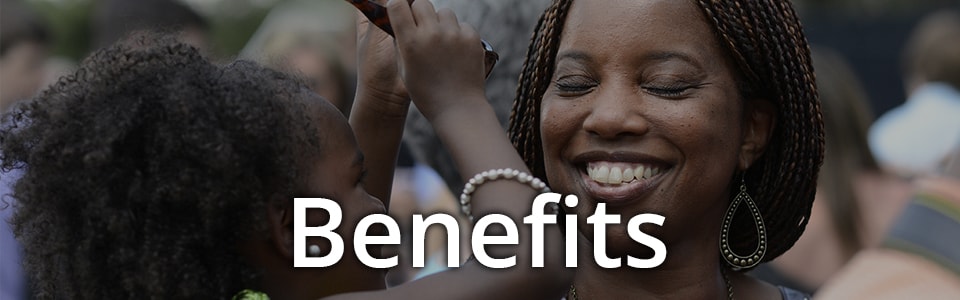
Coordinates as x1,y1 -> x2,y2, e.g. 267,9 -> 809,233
308,244 -> 321,257
719,176 -> 766,270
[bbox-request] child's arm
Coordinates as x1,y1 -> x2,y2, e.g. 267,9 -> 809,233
348,6 -> 410,207
330,0 -> 572,299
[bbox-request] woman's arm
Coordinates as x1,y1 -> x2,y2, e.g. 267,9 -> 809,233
331,0 -> 572,299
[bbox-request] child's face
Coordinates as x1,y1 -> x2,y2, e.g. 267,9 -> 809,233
299,93 -> 388,294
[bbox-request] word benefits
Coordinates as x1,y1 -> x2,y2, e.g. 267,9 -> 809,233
294,193 -> 666,269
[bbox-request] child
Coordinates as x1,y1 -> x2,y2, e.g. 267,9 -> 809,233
1,1 -> 569,299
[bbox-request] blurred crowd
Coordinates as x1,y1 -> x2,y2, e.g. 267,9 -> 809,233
1,0 -> 959,299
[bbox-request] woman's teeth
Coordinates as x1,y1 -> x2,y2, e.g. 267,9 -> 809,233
586,162 -> 662,185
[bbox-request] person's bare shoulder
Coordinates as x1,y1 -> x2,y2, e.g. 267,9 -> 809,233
817,249 -> 960,299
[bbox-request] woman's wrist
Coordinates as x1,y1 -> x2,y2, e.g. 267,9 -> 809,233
416,91 -> 489,123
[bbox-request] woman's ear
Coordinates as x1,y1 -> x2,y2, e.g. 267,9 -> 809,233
267,197 -> 296,260
739,99 -> 776,170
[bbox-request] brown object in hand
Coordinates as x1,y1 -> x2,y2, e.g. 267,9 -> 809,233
346,0 -> 499,78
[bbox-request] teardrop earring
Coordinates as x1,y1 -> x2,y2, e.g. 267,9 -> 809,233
719,176 -> 767,270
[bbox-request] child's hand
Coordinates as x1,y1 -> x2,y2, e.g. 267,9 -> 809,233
356,0 -> 409,117
386,0 -> 487,120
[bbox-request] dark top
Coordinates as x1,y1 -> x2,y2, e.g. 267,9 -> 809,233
751,264 -> 816,295
779,285 -> 810,300
558,285 -> 810,299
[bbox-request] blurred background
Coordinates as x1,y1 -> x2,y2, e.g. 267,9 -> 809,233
797,0 -> 960,116
7,0 -> 958,119
24,0 -> 280,62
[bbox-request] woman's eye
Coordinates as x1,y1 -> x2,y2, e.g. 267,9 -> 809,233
643,83 -> 694,98
554,76 -> 596,94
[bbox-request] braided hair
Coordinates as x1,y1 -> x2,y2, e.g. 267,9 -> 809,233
508,0 -> 823,268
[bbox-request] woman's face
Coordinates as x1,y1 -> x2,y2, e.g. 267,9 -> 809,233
540,0 -> 763,256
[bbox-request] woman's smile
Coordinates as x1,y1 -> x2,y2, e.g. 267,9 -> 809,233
570,151 -> 674,207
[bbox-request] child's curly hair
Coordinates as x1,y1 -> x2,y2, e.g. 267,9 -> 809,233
0,39 -> 320,299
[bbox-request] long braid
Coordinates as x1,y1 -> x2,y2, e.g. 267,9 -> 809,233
509,0 -> 823,269
686,0 -> 822,264
509,0 -> 574,182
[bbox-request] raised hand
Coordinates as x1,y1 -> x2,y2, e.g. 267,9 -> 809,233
349,0 -> 413,207
355,0 -> 409,117
385,0 -> 487,120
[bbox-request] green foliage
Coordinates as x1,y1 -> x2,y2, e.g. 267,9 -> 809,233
208,6 -> 272,61
25,0 -> 273,62
29,0 -> 94,61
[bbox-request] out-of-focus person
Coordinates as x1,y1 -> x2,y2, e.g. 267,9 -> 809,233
402,0 -> 553,194
239,0 -> 356,115
385,145 -> 466,286
751,48 -> 912,294
869,10 -> 960,176
1,1 -> 51,299
816,145 -> 960,299
1,0 -> 51,112
92,0 -> 210,53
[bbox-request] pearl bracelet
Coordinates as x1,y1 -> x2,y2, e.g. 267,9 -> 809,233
460,168 -> 551,220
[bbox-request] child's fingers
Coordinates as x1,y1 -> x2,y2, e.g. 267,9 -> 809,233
386,0 -> 417,35
410,0 -> 439,28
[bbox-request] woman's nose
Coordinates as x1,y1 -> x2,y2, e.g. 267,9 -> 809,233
581,86 -> 649,140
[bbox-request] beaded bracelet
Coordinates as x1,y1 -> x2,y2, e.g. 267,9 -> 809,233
460,168 -> 551,220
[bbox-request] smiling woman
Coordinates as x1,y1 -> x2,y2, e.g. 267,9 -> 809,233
509,0 -> 823,299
